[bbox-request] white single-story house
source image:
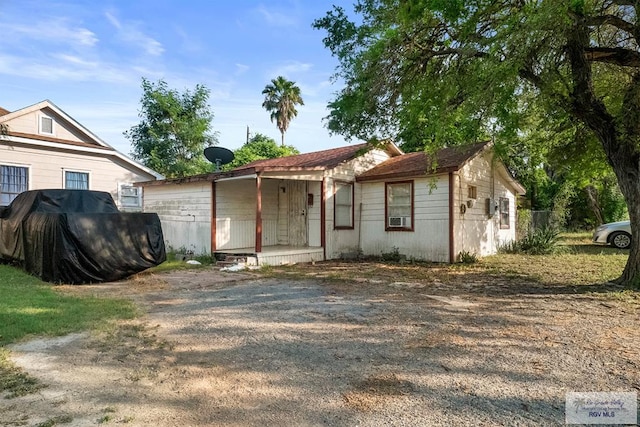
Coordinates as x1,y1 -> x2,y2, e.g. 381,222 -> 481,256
0,100 -> 162,210
140,140 -> 525,265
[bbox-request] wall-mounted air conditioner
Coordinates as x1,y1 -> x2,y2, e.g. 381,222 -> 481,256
388,216 -> 409,227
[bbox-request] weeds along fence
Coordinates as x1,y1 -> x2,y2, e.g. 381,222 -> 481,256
517,209 -> 551,239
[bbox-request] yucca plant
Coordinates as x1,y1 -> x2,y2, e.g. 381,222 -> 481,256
500,226 -> 560,255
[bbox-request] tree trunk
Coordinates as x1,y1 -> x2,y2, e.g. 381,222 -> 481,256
565,15 -> 640,287
615,186 -> 640,285
584,185 -> 604,225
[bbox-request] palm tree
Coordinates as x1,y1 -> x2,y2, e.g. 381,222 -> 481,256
261,76 -> 304,146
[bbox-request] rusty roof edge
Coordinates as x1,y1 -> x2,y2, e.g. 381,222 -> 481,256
356,166 -> 457,182
137,167 -> 261,186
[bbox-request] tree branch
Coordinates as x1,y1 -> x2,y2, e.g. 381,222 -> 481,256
609,0 -> 639,6
585,14 -> 636,36
585,47 -> 640,67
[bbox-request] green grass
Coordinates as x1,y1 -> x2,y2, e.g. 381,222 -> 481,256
0,263 -> 139,398
0,264 -> 138,346
147,251 -> 215,273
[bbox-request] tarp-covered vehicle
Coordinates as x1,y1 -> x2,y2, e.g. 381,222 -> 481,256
0,189 -> 166,283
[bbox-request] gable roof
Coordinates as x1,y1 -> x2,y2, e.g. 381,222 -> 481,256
235,143 -> 370,172
357,141 -> 525,194
357,141 -> 491,182
0,100 -> 163,179
140,141 -> 403,186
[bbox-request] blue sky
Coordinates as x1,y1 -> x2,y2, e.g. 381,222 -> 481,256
0,0 -> 355,157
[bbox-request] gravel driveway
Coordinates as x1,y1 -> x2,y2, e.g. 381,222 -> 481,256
2,267 -> 639,426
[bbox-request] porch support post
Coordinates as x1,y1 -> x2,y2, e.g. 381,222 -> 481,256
448,172 -> 455,264
255,175 -> 262,253
321,177 -> 326,260
211,181 -> 216,252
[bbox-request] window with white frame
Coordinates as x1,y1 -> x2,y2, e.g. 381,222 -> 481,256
334,181 -> 353,229
1,165 -> 28,206
386,181 -> 413,231
119,183 -> 141,208
40,115 -> 54,135
500,197 -> 510,229
64,171 -> 89,190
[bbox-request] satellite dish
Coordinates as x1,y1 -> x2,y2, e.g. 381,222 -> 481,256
204,146 -> 235,171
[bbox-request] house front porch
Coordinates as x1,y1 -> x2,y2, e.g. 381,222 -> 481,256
214,245 -> 324,266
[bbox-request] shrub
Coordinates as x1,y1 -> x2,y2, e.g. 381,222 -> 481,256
381,247 -> 402,262
500,226 -> 561,255
458,251 -> 479,264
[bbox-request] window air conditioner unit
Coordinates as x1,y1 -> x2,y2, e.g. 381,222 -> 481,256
388,216 -> 409,227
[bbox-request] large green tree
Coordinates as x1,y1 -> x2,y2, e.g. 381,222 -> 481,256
315,1 -> 640,286
125,78 -> 218,178
226,133 -> 299,170
261,76 -> 304,146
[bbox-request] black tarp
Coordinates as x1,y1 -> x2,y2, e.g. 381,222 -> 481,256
0,189 -> 166,283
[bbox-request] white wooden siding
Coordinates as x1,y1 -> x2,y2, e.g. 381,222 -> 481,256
324,148 -> 395,259
276,180 -> 289,245
359,176 -> 450,262
5,108 -> 88,144
215,179 -> 256,250
454,151 -> 518,257
307,181 -> 321,247
261,179 -> 279,247
0,143 -> 152,208
143,182 -> 212,254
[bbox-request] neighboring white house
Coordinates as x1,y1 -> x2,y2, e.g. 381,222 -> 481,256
140,141 -> 525,265
0,100 -> 162,210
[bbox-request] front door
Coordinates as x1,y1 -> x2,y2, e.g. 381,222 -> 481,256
284,181 -> 307,247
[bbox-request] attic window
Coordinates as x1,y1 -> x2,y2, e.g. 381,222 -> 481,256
40,115 -> 53,135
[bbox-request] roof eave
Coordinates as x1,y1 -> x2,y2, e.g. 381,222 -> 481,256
356,166 -> 457,182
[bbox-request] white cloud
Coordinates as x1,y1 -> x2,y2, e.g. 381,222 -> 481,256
255,5 -> 298,27
2,19 -> 98,47
53,53 -> 98,67
174,26 -> 203,54
235,64 -> 250,75
0,53 -> 133,84
105,11 -> 165,56
267,61 -> 313,79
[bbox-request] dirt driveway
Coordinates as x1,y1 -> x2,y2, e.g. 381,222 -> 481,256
2,265 -> 639,426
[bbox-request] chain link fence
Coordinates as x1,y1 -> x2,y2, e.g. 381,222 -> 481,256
517,209 -> 551,239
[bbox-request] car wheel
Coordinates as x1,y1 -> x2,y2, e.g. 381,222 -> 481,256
609,231 -> 632,249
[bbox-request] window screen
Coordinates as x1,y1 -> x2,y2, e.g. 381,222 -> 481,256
0,165 -> 28,205
334,181 -> 353,228
65,171 -> 89,189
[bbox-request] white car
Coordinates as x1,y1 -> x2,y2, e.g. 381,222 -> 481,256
593,220 -> 632,249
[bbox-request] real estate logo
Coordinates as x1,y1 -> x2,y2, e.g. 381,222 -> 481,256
566,391 -> 637,425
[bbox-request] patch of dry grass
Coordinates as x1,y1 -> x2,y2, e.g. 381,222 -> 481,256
343,373 -> 415,411
0,348 -> 46,398
265,233 -> 634,300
